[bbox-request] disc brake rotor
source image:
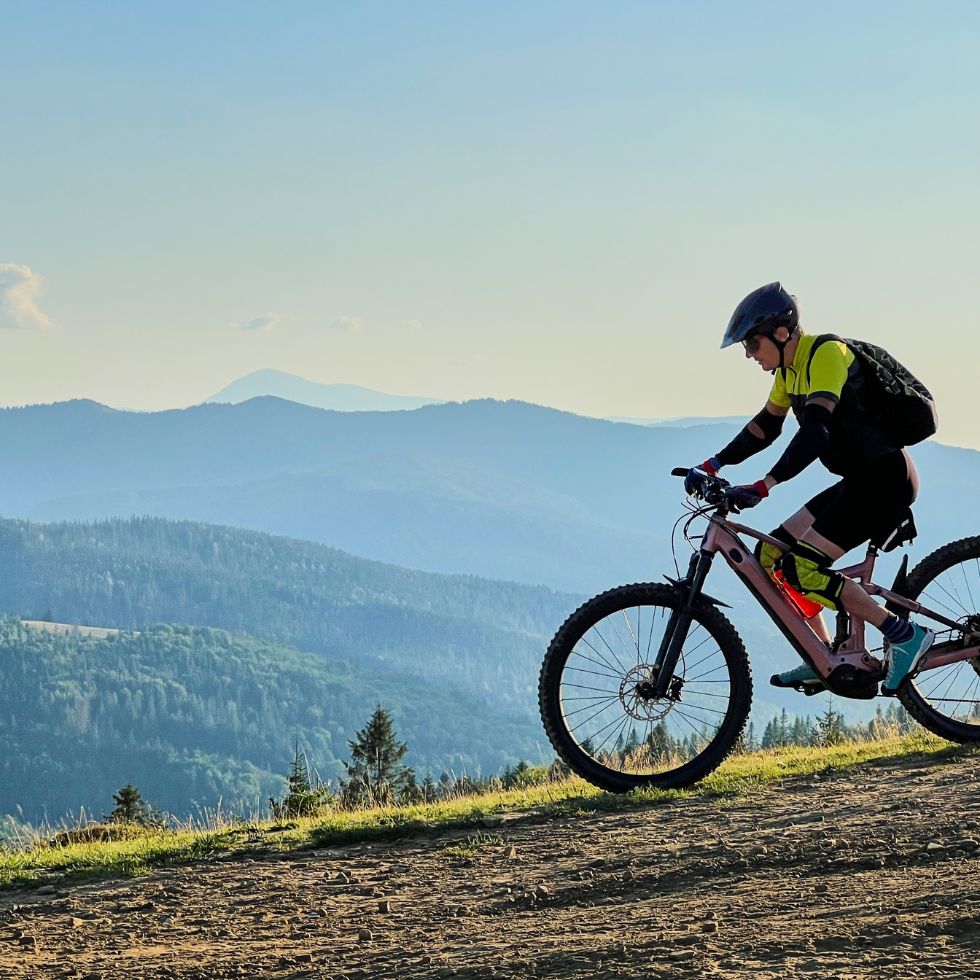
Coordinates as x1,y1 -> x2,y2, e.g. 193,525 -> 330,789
619,664 -> 678,722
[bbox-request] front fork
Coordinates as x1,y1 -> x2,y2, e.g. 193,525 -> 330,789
651,549 -> 716,698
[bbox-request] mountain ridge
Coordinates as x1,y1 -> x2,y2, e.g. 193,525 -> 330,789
206,369 -> 443,412
0,396 -> 974,597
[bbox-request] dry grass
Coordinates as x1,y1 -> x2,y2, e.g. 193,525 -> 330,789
0,731 -> 959,890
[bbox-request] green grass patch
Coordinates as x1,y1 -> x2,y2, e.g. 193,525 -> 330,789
0,732 -> 962,891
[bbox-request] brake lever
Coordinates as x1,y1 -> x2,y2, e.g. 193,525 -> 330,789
670,467 -> 730,504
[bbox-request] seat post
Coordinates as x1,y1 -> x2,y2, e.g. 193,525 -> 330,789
861,543 -> 878,582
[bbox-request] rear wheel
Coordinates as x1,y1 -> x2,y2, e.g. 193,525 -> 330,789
538,582 -> 752,792
897,536 -> 980,742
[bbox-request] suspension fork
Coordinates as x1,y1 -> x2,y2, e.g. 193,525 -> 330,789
651,548 -> 716,697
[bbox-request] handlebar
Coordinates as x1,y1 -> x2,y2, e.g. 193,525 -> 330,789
672,466 -> 734,509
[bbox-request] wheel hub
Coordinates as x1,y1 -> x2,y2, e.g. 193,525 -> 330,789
619,664 -> 682,721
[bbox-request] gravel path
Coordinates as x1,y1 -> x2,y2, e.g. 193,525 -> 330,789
3,750 -> 980,978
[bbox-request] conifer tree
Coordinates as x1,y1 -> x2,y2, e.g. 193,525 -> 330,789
811,699 -> 848,747
547,756 -> 571,781
340,705 -> 416,808
269,744 -> 333,819
108,784 -> 161,827
503,760 -> 531,788
645,720 -> 675,761
420,773 -> 438,803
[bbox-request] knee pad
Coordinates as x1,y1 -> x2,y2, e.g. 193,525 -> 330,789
754,525 -> 795,576
777,540 -> 844,611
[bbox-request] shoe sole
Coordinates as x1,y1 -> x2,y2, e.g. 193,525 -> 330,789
769,673 -> 824,690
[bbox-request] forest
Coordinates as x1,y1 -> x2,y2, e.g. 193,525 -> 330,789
0,515 -> 575,712
0,617 -> 548,825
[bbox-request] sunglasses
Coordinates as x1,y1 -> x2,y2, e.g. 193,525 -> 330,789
742,333 -> 764,355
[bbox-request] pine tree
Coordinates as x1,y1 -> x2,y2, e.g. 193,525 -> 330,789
547,757 -> 571,781
503,760 -> 531,788
761,717 -> 777,749
269,744 -> 333,820
340,705 -> 416,809
107,783 -> 161,827
791,716 -> 811,745
420,773 -> 438,803
400,769 -> 422,804
645,720 -> 675,761
811,699 -> 847,747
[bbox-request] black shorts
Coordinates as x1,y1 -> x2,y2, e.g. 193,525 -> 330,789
804,450 -> 919,553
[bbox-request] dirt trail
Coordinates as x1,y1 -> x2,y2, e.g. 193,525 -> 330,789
3,751 -> 980,979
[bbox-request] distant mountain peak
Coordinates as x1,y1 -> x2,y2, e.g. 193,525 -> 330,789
206,371 -> 443,413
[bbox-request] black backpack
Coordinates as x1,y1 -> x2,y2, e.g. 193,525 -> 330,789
806,334 -> 938,447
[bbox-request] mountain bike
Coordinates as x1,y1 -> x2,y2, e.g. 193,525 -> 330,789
538,469 -> 980,792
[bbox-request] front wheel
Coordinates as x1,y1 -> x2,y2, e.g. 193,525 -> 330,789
897,536 -> 980,743
538,582 -> 752,792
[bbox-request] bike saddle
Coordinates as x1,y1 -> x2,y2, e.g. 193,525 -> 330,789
873,510 -> 917,554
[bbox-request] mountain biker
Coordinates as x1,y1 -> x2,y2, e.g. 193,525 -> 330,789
685,282 -> 934,696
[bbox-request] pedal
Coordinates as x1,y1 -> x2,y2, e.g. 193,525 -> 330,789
769,673 -> 826,694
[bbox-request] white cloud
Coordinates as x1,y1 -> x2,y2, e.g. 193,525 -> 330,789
333,315 -> 365,332
236,311 -> 282,332
0,264 -> 52,329
402,318 -> 424,334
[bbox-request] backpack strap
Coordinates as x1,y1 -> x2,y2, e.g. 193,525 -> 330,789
804,333 -> 846,386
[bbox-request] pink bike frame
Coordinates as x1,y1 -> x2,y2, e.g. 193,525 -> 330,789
701,513 -> 980,680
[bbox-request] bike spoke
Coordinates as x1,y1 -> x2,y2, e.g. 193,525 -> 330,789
565,664 -> 627,681
561,682 -> 619,696
589,623 -> 634,678
645,604 -> 662,661
551,591 -> 742,783
960,563 -> 977,619
679,645 -> 721,679
574,634 -> 628,679
560,696 -> 622,720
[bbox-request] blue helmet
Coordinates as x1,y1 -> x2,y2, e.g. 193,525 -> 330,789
721,282 -> 799,349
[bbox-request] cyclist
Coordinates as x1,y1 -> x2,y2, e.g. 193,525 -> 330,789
686,282 -> 933,696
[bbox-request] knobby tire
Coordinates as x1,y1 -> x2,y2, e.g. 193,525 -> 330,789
538,582 -> 752,792
897,536 -> 980,742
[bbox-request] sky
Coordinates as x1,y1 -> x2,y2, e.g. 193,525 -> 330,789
3,1 -> 980,447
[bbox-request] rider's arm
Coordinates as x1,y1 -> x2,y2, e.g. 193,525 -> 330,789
768,397 -> 835,484
715,401 -> 788,467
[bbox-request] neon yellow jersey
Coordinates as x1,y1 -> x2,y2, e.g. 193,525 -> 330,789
769,333 -> 856,412
769,331 -> 897,475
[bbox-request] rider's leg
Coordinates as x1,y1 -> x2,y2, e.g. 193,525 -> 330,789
757,508 -> 833,645
804,607 -> 833,644
800,528 -> 887,626
799,452 -> 932,692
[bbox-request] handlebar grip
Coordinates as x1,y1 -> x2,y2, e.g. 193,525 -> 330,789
671,467 -> 690,477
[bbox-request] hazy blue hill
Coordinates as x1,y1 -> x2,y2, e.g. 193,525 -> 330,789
207,370 -> 442,411
0,398 -> 735,592
0,397 -> 974,597
0,397 -> 976,729
0,619 -> 546,823
605,415 -> 746,427
2,397 -> 973,596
